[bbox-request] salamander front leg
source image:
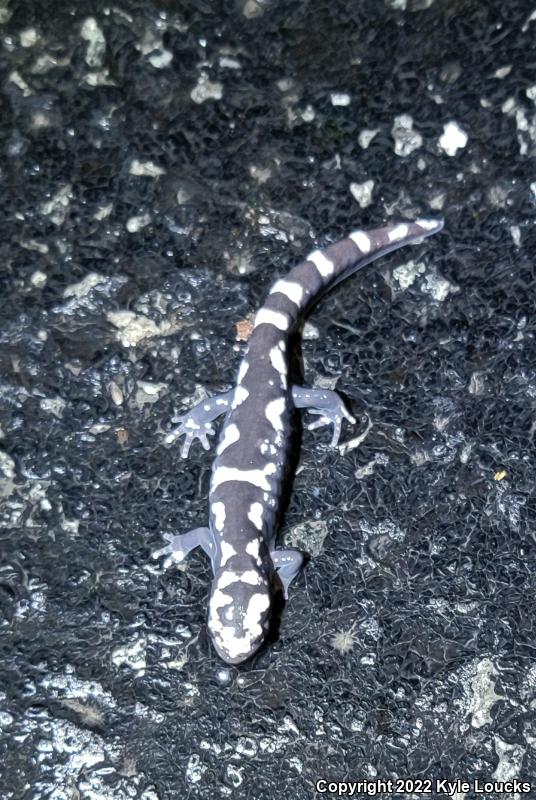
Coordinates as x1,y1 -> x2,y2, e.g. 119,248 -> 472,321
165,390 -> 233,458
152,526 -> 216,570
271,548 -> 306,598
291,385 -> 355,447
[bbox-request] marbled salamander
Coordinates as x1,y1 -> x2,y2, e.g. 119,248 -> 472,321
153,219 -> 443,664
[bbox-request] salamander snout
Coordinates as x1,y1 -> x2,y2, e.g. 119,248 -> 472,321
208,565 -> 272,664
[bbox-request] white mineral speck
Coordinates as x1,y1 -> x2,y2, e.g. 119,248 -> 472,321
40,397 -> 66,418
227,765 -> 243,787
108,381 -> 124,406
129,159 -> 166,177
510,225 -> 521,247
111,637 -> 147,675
438,121 -> 468,156
219,56 -> 241,69
126,212 -> 151,232
358,128 -> 379,149
502,97 -> 536,155
149,49 -> 173,68
467,658 -> 501,728
243,0 -> 266,18
302,322 -> 319,340
493,65 -> 512,78
422,271 -> 459,302
391,114 -> 422,156
30,270 -> 47,288
493,737 -> 525,782
191,74 -> 223,104
94,203 -> 113,220
468,371 -> 485,396
20,28 -> 38,47
63,272 -> 105,298
429,191 -> 446,210
522,9 -> 536,32
186,753 -> 207,783
107,311 -> 179,348
9,70 -> 32,96
392,259 -> 426,290
80,18 -> 106,68
0,450 -> 16,480
349,180 -> 374,208
330,92 -> 351,106
39,184 -> 72,225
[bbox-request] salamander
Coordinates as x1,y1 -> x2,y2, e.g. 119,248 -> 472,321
153,219 -> 444,664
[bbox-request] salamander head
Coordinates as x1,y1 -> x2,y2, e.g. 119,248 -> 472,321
208,559 -> 272,665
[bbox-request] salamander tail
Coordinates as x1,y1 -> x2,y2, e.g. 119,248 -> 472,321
256,218 -> 444,333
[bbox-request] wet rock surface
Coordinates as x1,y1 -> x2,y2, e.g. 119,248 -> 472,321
1,1 -> 535,797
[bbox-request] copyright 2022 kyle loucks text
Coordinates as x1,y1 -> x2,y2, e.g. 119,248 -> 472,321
315,778 -> 532,796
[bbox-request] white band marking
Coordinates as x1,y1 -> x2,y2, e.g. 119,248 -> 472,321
254,308 -> 289,331
212,463 -> 276,491
270,278 -> 304,305
248,502 -> 263,530
216,423 -> 240,455
388,224 -> 409,242
265,397 -> 286,431
349,230 -> 371,253
307,249 -> 334,277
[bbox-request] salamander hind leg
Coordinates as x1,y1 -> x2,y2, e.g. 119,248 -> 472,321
271,548 -> 306,598
152,526 -> 215,569
165,390 -> 233,458
291,385 -> 355,447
